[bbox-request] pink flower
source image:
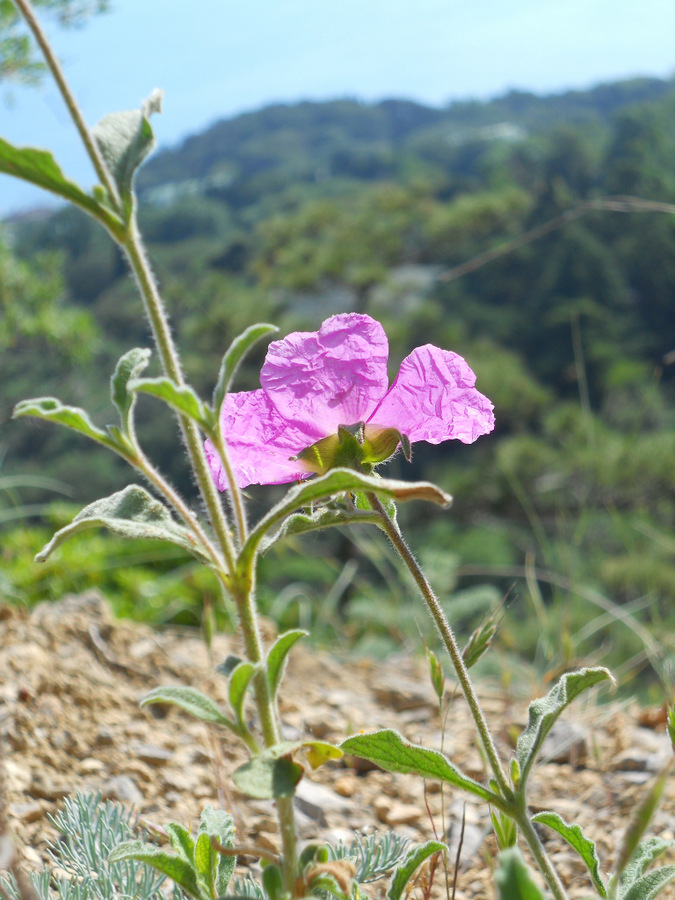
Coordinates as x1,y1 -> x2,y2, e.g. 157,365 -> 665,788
206,313 -> 494,490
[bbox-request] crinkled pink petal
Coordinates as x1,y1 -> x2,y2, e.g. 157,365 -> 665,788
260,313 -> 390,438
205,390 -> 315,489
369,345 -> 495,444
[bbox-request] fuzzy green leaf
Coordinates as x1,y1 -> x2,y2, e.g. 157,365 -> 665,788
93,91 -> 162,208
613,767 -> 674,885
232,752 -> 304,799
261,506 -> 382,553
129,377 -> 212,430
494,848 -> 545,900
165,823 -> 196,863
34,485 -> 206,563
621,867 -> 675,900
532,811 -> 606,897
199,806 -> 236,897
13,396 -> 124,454
140,686 -> 238,732
341,730 -> 499,806
227,661 -> 257,731
387,841 -> 445,900
266,630 -> 308,698
241,469 -> 452,572
108,840 -> 200,898
0,138 -> 123,237
516,667 -> 614,785
111,347 -> 151,435
213,323 -> 278,415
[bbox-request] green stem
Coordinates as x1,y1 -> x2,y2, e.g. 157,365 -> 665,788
516,811 -> 569,900
367,493 -> 511,797
213,432 -> 249,545
369,494 -> 569,899
121,221 -> 237,574
230,572 -> 298,895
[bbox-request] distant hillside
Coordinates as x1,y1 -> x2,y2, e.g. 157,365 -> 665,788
137,77 -> 675,206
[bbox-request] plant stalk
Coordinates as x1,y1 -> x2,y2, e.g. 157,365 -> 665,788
230,572 -> 299,896
516,811 -> 570,900
367,493 -> 511,797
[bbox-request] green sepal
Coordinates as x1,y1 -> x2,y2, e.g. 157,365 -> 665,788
532,811 -> 606,897
387,841 -> 445,900
213,323 -> 278,416
108,840 -> 201,898
424,645 -> 444,703
0,137 -> 124,239
262,864 -> 284,900
341,729 -> 501,807
493,848 -> 546,900
34,485 -> 208,563
260,505 -> 382,554
516,667 -> 614,787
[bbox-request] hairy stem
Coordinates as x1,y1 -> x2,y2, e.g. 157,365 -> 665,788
367,494 -> 511,795
230,572 -> 298,894
369,494 -> 569,899
516,811 -> 569,900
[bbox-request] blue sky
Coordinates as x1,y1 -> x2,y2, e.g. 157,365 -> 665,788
1,0 -> 674,215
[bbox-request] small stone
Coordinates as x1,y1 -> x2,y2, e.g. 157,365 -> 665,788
132,742 -> 173,765
9,801 -> 44,824
382,802 -> 423,826
95,727 -> 115,747
333,774 -> 358,797
446,819 -> 485,868
102,775 -> 143,805
30,772 -> 71,801
77,758 -> 106,775
540,720 -> 587,766
294,779 -> 351,823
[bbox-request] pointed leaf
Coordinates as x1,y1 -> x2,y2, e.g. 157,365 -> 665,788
241,469 -> 452,572
140,686 -> 237,731
165,823 -> 196,863
614,766 -> 674,885
35,485 -> 207,563
199,806 -> 236,897
261,507 -> 382,553
387,841 -> 445,900
516,667 -> 614,785
228,661 -> 257,731
111,347 -> 152,435
0,138 -> 123,237
424,646 -> 445,703
341,730 -> 500,807
213,323 -> 278,415
266,630 -> 308,698
620,866 -> 675,900
194,832 -> 213,894
493,848 -> 546,900
129,377 -> 212,430
532,811 -> 606,897
93,91 -> 162,206
108,841 -> 200,898
13,397 -> 123,453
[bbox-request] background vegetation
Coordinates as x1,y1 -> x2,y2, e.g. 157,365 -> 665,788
2,76 -> 674,696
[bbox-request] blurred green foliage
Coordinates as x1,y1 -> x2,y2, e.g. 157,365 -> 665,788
2,79 -> 674,693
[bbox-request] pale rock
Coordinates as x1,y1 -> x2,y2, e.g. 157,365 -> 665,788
132,742 -> 173,765
9,801 -> 44,824
540,720 -> 587,765
294,779 -> 351,824
102,775 -> 143,805
382,802 -> 423,826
